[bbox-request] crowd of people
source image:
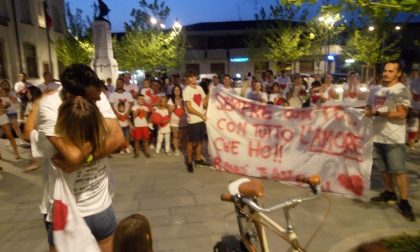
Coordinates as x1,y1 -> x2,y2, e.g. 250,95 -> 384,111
0,61 -> 418,251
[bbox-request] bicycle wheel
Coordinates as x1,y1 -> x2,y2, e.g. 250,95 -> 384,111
234,202 -> 264,252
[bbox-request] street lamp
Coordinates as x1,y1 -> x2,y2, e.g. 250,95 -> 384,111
172,19 -> 182,72
150,17 -> 158,25
318,14 -> 340,74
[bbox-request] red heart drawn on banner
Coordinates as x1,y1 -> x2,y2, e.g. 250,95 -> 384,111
338,174 -> 364,196
193,94 -> 202,106
52,200 -> 68,231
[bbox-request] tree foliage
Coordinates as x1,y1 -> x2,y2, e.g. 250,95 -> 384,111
124,0 -> 170,32
247,3 -> 314,70
114,30 -> 185,72
55,2 -> 94,66
344,29 -> 400,67
115,0 -> 184,73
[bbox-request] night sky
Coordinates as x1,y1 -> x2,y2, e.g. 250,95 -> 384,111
68,0 -> 322,32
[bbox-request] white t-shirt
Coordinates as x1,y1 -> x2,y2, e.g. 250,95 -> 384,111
183,85 -> 206,124
276,76 -> 291,86
37,88 -> 116,219
14,81 -> 32,94
247,91 -> 268,103
116,111 -> 130,127
123,83 -> 139,97
154,107 -> 171,133
37,81 -> 61,93
140,87 -> 153,104
109,91 -> 134,111
168,98 -> 187,127
268,93 -> 286,104
132,104 -> 149,127
408,78 -> 420,110
368,82 -> 411,144
217,85 -> 237,94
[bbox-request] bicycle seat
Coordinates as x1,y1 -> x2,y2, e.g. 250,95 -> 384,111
228,178 -> 264,198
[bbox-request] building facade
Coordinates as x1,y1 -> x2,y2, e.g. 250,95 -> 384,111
182,21 -> 340,79
0,0 -> 65,84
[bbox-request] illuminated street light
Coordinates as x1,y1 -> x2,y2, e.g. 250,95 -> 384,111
368,26 -> 375,31
395,25 -> 401,30
318,13 -> 340,74
160,23 -> 166,29
173,20 -> 182,34
150,17 -> 158,25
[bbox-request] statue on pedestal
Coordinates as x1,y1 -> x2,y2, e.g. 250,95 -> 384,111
95,0 -> 110,23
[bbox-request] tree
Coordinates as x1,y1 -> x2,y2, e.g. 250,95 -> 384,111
281,0 -> 420,13
114,0 -> 184,73
114,30 -> 185,72
344,29 -> 400,79
55,2 -> 94,66
246,3 -> 314,72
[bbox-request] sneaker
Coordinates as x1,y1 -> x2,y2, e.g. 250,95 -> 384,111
125,147 -> 132,154
174,150 -> 180,156
397,200 -> 416,222
195,159 -> 211,167
371,191 -> 397,204
186,162 -> 194,173
119,150 -> 125,154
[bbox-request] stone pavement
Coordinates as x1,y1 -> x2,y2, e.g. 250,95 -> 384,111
0,141 -> 418,252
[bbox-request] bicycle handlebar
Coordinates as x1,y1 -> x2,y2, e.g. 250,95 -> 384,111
222,175 -> 322,213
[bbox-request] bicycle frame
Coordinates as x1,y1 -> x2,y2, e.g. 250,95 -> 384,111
226,180 -> 321,252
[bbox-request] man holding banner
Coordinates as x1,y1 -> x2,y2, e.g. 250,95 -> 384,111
366,60 -> 415,222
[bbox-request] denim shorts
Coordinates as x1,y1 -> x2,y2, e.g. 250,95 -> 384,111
6,113 -> 18,121
45,205 -> 117,246
373,143 -> 407,174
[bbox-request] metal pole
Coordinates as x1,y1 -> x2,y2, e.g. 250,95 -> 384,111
11,0 -> 23,73
44,1 -> 53,73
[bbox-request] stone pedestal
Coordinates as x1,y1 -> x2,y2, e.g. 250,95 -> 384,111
92,20 -> 119,82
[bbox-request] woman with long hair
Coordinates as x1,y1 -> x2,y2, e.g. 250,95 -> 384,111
113,213 -> 153,252
168,84 -> 187,156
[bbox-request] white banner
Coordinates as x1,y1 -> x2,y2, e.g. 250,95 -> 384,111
207,89 -> 373,198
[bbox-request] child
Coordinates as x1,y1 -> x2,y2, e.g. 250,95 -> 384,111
168,85 -> 187,156
153,96 -> 171,155
140,79 -> 154,106
0,83 -> 21,159
0,80 -> 24,144
116,102 -> 132,154
268,82 -> 289,106
132,94 -> 151,158
113,213 -> 153,252
310,81 -> 323,107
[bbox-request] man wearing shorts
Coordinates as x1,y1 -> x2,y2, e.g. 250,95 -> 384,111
183,71 -> 211,173
366,60 -> 415,221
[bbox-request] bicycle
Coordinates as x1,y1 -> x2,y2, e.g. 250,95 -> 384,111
219,175 -> 322,252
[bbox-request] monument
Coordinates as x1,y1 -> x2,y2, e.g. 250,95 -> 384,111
92,0 -> 118,83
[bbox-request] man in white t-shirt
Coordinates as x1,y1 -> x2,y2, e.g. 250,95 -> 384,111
366,61 -> 415,222
30,64 -> 125,250
14,72 -> 33,116
218,74 -> 236,94
123,72 -> 139,98
276,70 -> 291,92
182,71 -> 211,172
37,71 -> 60,93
